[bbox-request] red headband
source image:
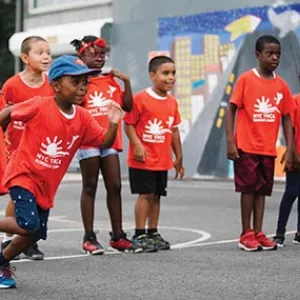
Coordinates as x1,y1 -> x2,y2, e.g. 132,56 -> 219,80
78,38 -> 107,55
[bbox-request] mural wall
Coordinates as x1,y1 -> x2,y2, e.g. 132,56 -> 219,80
157,4 -> 300,178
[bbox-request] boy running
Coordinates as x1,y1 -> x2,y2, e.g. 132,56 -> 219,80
0,55 -> 121,288
123,56 -> 184,252
225,35 -> 297,252
70,36 -> 133,254
1,36 -> 53,260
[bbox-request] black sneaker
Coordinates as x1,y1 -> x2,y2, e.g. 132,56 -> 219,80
23,243 -> 44,260
273,235 -> 284,248
1,241 -> 20,260
293,233 -> 300,245
131,234 -> 158,253
150,233 -> 171,250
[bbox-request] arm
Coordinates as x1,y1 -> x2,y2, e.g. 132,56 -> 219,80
111,69 -> 133,112
0,106 -> 13,131
172,127 -> 184,179
101,122 -> 119,149
124,123 -> 146,161
282,114 -> 297,170
225,103 -> 239,160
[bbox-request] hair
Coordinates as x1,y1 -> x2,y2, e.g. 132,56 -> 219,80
70,35 -> 98,52
21,36 -> 47,55
148,56 -> 175,73
255,35 -> 280,53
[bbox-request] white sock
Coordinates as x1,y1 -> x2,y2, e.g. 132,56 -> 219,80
2,235 -> 13,243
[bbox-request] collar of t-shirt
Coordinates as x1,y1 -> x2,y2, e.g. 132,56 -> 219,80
59,104 -> 76,120
252,68 -> 276,79
146,87 -> 167,100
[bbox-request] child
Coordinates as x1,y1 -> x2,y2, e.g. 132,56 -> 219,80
273,94 -> 300,247
123,56 -> 184,253
0,55 -> 121,288
225,35 -> 297,252
1,36 -> 53,261
70,36 -> 133,253
0,92 -> 8,196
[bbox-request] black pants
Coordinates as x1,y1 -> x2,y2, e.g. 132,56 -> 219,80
276,171 -> 300,236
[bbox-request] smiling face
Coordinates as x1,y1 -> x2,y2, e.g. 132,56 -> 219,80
52,75 -> 89,106
256,42 -> 281,73
149,62 -> 176,96
21,40 -> 52,72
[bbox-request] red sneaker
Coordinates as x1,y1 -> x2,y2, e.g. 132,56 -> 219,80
109,232 -> 133,252
239,229 -> 262,252
82,232 -> 105,255
255,232 -> 277,251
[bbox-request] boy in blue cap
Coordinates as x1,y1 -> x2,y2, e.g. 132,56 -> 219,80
0,55 -> 122,288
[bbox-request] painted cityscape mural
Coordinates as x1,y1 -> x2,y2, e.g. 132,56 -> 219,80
157,4 -> 300,178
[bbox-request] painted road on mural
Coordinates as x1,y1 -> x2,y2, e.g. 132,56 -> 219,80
1,178 -> 299,300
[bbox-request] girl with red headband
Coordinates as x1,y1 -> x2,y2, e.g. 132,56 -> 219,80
70,36 -> 135,254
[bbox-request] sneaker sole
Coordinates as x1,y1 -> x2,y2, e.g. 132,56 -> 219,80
238,243 -> 262,252
82,249 -> 105,255
292,240 -> 300,245
0,284 -> 16,289
276,243 -> 284,248
261,245 -> 278,251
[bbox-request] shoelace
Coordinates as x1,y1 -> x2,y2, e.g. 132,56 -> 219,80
1,265 -> 16,278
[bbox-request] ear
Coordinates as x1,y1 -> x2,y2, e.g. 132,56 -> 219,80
51,81 -> 60,93
149,71 -> 156,82
20,53 -> 28,65
255,50 -> 260,60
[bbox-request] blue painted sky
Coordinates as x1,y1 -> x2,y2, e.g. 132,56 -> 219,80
158,4 -> 300,54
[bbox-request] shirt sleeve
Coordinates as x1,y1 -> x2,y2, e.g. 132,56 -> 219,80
111,77 -> 124,106
173,99 -> 181,127
229,75 -> 245,108
81,112 -> 106,147
123,94 -> 141,125
2,81 -> 14,105
11,96 -> 41,123
281,82 -> 297,116
0,92 -> 6,111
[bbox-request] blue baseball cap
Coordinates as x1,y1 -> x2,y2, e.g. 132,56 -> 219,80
48,55 -> 101,82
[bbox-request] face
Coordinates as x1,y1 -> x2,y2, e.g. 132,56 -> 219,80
21,40 -> 52,72
52,75 -> 89,105
256,42 -> 281,72
150,62 -> 176,93
81,45 -> 107,69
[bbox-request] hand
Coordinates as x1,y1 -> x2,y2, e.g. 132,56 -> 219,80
226,140 -> 239,160
173,159 -> 184,180
107,102 -> 122,124
110,69 -> 129,81
133,143 -> 147,162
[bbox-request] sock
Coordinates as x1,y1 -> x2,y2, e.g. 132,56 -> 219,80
147,228 -> 158,236
2,235 -> 13,244
135,229 -> 146,237
0,252 -> 10,267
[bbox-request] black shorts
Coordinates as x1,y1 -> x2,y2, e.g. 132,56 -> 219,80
129,168 -> 168,196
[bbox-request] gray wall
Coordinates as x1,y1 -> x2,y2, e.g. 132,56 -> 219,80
23,2 -> 112,30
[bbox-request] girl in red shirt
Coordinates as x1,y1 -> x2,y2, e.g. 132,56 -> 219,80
70,36 -> 134,253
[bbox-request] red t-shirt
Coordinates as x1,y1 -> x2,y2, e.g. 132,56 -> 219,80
81,75 -> 124,151
291,94 -> 300,155
0,92 -> 8,195
123,88 -> 181,170
3,96 -> 106,209
2,73 -> 53,155
230,69 -> 296,156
